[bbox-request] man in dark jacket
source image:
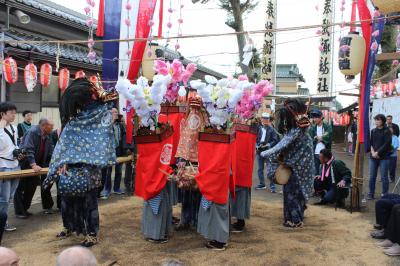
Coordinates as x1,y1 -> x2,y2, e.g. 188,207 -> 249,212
255,113 -> 280,191
17,110 -> 33,144
314,149 -> 352,207
14,118 -> 54,218
387,115 -> 399,137
100,109 -> 127,199
368,114 -> 392,199
309,109 -> 333,174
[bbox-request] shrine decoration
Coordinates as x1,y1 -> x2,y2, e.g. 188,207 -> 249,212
40,63 -> 52,87
338,32 -> 366,81
261,0 -> 277,80
317,0 -> 334,93
24,63 -> 37,92
153,59 -> 197,106
2,57 -> 18,84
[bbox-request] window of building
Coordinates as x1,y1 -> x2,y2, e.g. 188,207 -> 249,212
41,75 -> 60,107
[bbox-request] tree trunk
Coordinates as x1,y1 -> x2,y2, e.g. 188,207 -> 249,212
230,0 -> 248,74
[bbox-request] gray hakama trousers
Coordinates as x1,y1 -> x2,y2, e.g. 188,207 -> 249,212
197,200 -> 229,243
167,180 -> 179,206
141,187 -> 172,240
230,186 -> 251,220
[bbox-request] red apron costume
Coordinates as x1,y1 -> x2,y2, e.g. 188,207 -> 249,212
232,131 -> 257,188
196,140 -> 234,204
159,112 -> 184,165
135,136 -> 173,200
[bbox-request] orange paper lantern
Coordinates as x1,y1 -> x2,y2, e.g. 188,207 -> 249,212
58,68 -> 70,91
2,57 -> 18,84
75,70 -> 86,79
89,75 -> 98,84
24,63 -> 37,92
40,63 -> 52,87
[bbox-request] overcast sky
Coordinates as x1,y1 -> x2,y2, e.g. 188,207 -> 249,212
50,0 -> 359,108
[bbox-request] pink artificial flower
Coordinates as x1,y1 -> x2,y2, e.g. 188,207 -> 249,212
374,10 -> 380,18
186,63 -> 197,74
175,43 -> 180,50
148,20 -> 155,27
125,18 -> 131,27
86,0 -> 92,6
167,22 -> 173,29
154,60 -> 169,75
393,60 -> 399,67
87,51 -> 96,61
371,40 -> 378,51
238,75 -> 248,81
340,45 -> 350,52
316,29 -> 322,36
171,59 -> 183,82
147,50 -> 152,58
86,18 -> 94,28
319,45 -> 324,52
168,8 -> 174,13
178,18 -> 183,24
90,0 -> 95,7
372,30 -> 380,37
84,6 -> 91,15
87,38 -> 94,49
125,2 -> 132,10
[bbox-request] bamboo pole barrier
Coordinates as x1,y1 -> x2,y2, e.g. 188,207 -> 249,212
0,155 -> 133,180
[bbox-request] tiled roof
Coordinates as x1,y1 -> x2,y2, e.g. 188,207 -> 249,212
16,0 -> 97,29
5,29 -> 102,66
276,64 -> 305,82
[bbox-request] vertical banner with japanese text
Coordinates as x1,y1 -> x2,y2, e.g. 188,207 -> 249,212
261,0 -> 276,81
317,0 -> 334,94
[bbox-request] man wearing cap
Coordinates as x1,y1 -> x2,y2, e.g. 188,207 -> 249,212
309,109 -> 333,174
255,113 -> 280,191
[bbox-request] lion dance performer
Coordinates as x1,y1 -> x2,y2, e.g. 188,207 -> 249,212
43,78 -> 117,247
261,99 -> 314,228
174,95 -> 208,230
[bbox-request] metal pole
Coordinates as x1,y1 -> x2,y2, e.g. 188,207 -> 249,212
0,5 -> 10,102
0,31 -> 6,102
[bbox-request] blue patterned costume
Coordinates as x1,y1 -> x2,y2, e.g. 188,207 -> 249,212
44,103 -> 116,236
261,128 -> 314,225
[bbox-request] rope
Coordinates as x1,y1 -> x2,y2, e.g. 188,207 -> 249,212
0,15 -> 396,45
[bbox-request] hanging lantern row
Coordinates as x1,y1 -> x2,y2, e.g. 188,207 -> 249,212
1,57 -> 97,92
2,57 -> 18,84
371,78 -> 400,99
40,63 -> 53,87
321,110 -> 351,126
24,63 -> 37,92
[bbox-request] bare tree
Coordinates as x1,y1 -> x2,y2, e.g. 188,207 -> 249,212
192,0 -> 258,74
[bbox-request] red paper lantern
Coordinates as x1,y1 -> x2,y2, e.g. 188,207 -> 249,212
89,75 -> 98,84
75,70 -> 86,79
344,114 -> 350,125
2,57 -> 18,84
40,63 -> 52,87
58,68 -> 70,90
24,63 -> 37,92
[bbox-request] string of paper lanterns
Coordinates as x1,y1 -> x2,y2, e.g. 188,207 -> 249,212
2,57 -> 97,92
